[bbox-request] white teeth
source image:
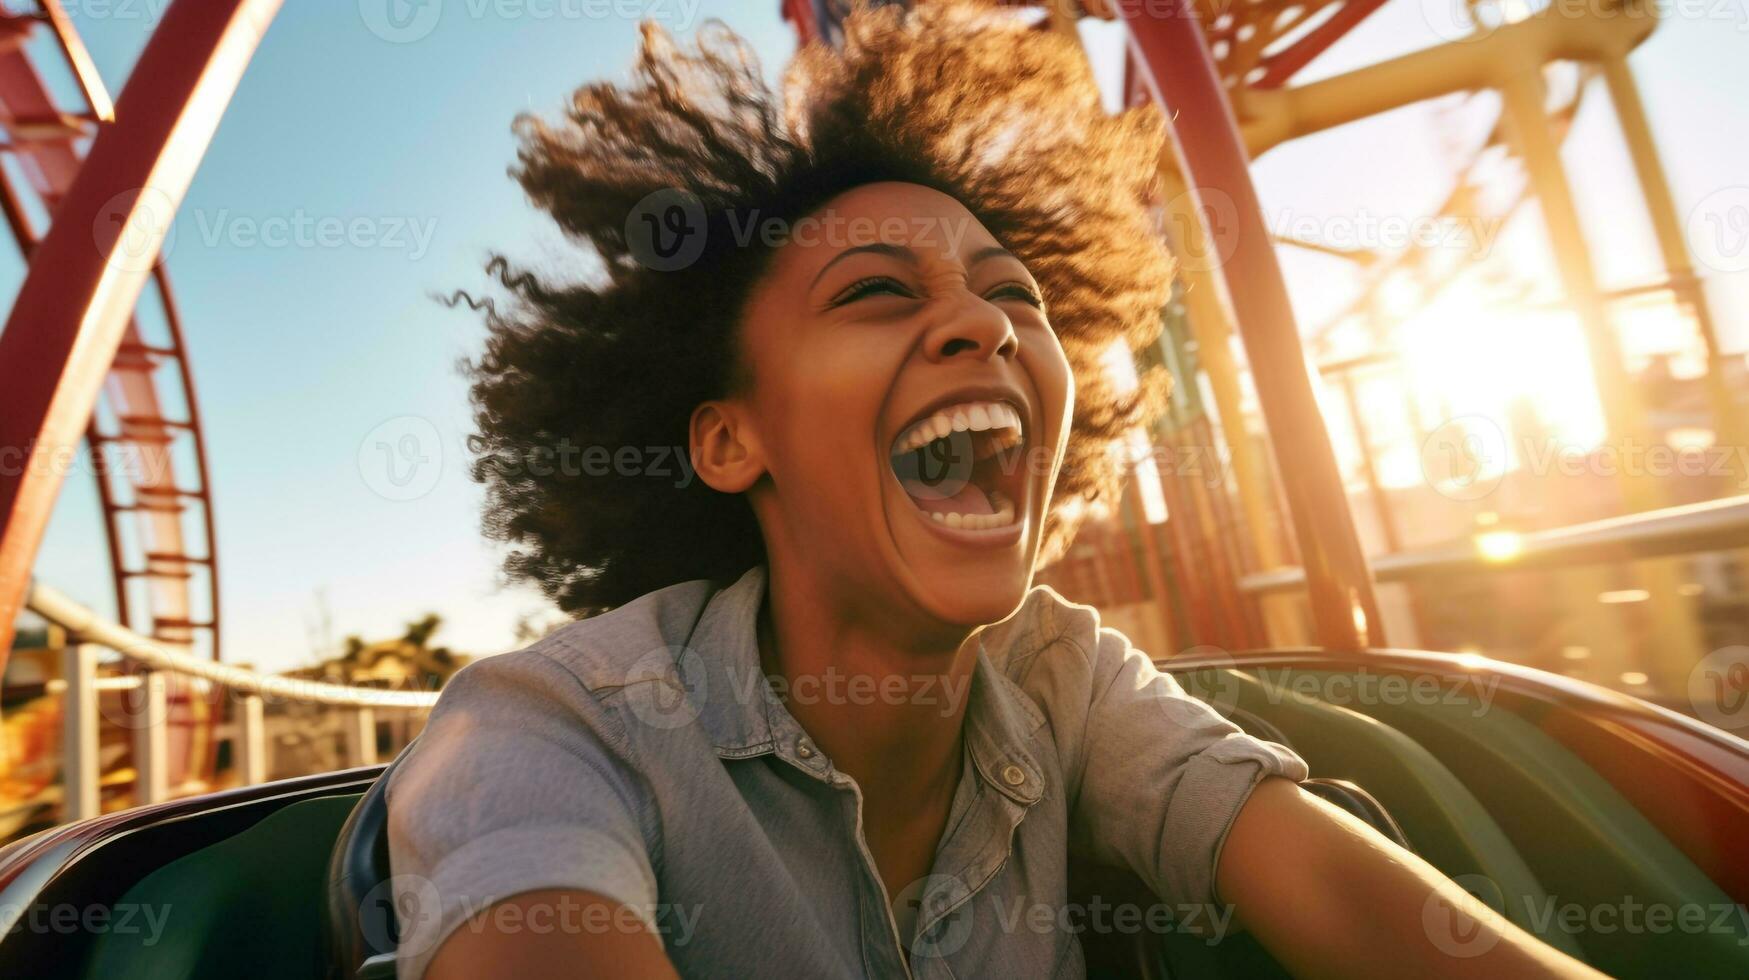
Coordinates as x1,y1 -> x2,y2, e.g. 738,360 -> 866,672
924,491 -> 1017,531
892,400 -> 1025,455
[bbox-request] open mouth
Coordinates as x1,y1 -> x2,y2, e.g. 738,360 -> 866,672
889,399 -> 1027,532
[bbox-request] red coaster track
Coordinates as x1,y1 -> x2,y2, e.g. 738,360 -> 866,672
0,6 -> 219,660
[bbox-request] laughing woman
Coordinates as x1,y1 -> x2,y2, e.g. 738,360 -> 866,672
387,4 -> 1598,978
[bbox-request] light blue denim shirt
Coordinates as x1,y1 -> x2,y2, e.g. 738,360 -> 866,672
387,565 -> 1306,978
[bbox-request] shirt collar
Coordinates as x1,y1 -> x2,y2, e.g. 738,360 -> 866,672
684,564 -> 1047,803
686,565 -> 780,759
962,638 -> 1047,805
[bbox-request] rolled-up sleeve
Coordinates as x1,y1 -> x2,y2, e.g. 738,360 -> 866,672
385,650 -> 660,980
1052,611 -> 1307,910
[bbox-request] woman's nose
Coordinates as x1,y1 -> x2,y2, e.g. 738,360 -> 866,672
923,292 -> 1019,362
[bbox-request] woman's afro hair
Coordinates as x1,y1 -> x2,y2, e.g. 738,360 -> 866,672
465,0 -> 1174,615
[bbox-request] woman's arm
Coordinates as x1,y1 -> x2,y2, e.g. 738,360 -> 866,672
1217,777 -> 1605,979
384,653 -> 669,979
426,889 -> 679,980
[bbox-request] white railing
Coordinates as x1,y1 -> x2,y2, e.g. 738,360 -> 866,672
25,579 -> 438,823
1238,494 -> 1749,595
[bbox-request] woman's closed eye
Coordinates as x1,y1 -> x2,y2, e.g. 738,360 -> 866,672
828,275 -> 1044,310
829,275 -> 918,306
986,282 -> 1043,308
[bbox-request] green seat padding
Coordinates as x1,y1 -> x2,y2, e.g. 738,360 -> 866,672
1292,668 -> 1749,977
84,793 -> 364,980
1180,668 -> 1581,958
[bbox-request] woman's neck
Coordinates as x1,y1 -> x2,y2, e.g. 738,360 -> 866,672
756,561 -> 976,808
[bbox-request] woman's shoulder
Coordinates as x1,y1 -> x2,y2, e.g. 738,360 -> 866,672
387,578 -> 726,813
980,582 -> 1120,674
394,575 -> 725,778
445,576 -> 722,703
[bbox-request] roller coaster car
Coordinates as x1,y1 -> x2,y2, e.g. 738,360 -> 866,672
2,649 -> 1747,979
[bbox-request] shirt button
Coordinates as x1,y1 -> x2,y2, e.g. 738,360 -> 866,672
1001,764 -> 1026,787
795,735 -> 817,760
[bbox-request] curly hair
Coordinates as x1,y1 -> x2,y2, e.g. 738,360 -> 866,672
464,1 -> 1174,616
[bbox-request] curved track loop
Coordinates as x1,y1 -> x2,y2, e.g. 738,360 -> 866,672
0,4 -> 234,788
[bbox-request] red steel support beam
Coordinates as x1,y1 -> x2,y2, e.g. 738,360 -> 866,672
1122,0 -> 1383,651
0,0 -> 281,666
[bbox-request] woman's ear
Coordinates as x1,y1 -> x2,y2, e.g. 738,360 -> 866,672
690,400 -> 766,493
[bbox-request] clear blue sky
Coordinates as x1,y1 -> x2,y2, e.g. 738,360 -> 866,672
13,4 -> 1747,672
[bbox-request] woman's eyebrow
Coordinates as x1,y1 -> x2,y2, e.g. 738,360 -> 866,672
967,244 -> 1019,268
809,242 -> 917,289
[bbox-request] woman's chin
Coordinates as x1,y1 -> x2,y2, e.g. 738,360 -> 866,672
881,491 -> 1041,631
906,568 -> 1031,631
